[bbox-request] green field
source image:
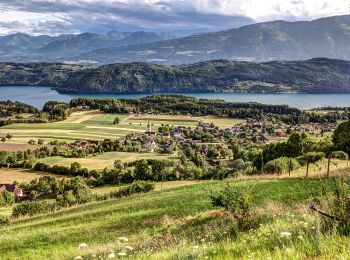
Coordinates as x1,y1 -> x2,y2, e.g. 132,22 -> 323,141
37,151 -> 175,170
1,176 -> 348,259
0,110 -> 244,146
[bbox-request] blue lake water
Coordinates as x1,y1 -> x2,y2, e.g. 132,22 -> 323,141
1,86 -> 350,110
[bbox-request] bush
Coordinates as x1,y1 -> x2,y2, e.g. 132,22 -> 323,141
315,177 -> 350,236
0,215 -> 9,225
109,181 -> 155,198
208,183 -> 254,229
0,191 -> 15,206
264,157 -> 300,174
12,200 -> 55,217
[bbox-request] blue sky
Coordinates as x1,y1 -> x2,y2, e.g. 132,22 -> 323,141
0,0 -> 349,35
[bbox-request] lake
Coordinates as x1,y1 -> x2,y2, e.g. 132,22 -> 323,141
1,86 -> 350,110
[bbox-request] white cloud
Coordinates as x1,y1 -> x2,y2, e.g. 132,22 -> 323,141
0,0 -> 348,35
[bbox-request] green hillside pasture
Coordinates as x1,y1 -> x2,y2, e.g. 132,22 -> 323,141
0,177 -> 342,259
37,152 -> 175,170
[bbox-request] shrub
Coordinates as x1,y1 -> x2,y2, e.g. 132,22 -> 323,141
109,181 -> 155,198
208,183 -> 254,229
331,151 -> 349,160
264,157 -> 300,174
0,191 -> 15,206
12,200 -> 55,217
0,215 -> 9,225
313,177 -> 350,236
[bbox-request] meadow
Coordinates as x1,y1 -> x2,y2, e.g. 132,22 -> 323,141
37,152 -> 175,170
0,110 -> 244,146
0,175 -> 348,259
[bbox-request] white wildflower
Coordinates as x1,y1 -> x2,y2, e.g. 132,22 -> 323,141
193,245 -> 199,249
74,256 -> 83,260
78,243 -> 88,249
107,252 -> 116,258
297,235 -> 303,240
117,237 -> 128,242
280,232 -> 292,238
118,251 -> 127,256
124,246 -> 134,251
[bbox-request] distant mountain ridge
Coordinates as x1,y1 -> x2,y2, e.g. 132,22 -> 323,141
1,58 -> 349,94
0,15 -> 349,65
0,31 -> 186,62
77,15 -> 350,64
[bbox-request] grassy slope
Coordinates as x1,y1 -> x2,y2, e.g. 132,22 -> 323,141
0,177 -> 339,259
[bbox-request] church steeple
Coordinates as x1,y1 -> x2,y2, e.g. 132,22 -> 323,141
147,121 -> 151,132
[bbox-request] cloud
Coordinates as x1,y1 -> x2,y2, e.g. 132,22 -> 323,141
0,0 -> 348,35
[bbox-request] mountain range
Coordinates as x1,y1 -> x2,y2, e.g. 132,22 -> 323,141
0,31 -> 186,63
1,58 -> 349,94
0,15 -> 349,65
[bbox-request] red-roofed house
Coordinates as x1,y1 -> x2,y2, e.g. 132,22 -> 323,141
0,184 -> 25,201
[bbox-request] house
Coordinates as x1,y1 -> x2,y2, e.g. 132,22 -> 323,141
143,141 -> 157,152
74,140 -> 89,148
0,184 -> 27,201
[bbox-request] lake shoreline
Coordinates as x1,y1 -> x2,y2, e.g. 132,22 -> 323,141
1,86 -> 350,110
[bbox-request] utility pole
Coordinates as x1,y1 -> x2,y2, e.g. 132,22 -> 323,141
288,157 -> 292,177
326,156 -> 331,178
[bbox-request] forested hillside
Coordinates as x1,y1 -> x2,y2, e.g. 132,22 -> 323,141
1,58 -> 349,94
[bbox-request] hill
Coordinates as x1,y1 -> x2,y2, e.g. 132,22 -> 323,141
78,15 -> 350,64
1,176 -> 350,259
1,58 -> 349,94
0,31 -> 185,62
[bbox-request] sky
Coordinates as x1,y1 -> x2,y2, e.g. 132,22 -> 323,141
0,0 -> 349,35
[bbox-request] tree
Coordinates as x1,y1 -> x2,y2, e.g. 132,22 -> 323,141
333,121 -> 350,155
114,160 -> 124,172
1,137 -> 5,143
0,191 -> 15,206
5,133 -> 12,141
70,162 -> 82,176
287,132 -> 309,157
113,117 -> 120,125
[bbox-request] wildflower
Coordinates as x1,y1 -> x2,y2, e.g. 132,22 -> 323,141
78,243 -> 88,249
193,245 -> 199,249
117,237 -> 128,242
107,252 -> 116,258
118,251 -> 127,256
280,232 -> 292,238
297,235 -> 303,240
74,256 -> 83,260
311,226 -> 316,230
124,246 -> 134,251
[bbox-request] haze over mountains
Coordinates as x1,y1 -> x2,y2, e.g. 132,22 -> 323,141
0,15 -> 349,65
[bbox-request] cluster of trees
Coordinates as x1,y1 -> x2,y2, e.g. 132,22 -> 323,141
42,101 -> 72,121
13,178 -> 154,217
69,98 -> 128,113
0,100 -> 38,117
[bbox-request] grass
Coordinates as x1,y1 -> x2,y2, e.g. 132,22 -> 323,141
195,116 -> 245,128
0,175 -> 346,259
0,168 -> 67,183
0,111 -> 245,147
37,152 -> 175,170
